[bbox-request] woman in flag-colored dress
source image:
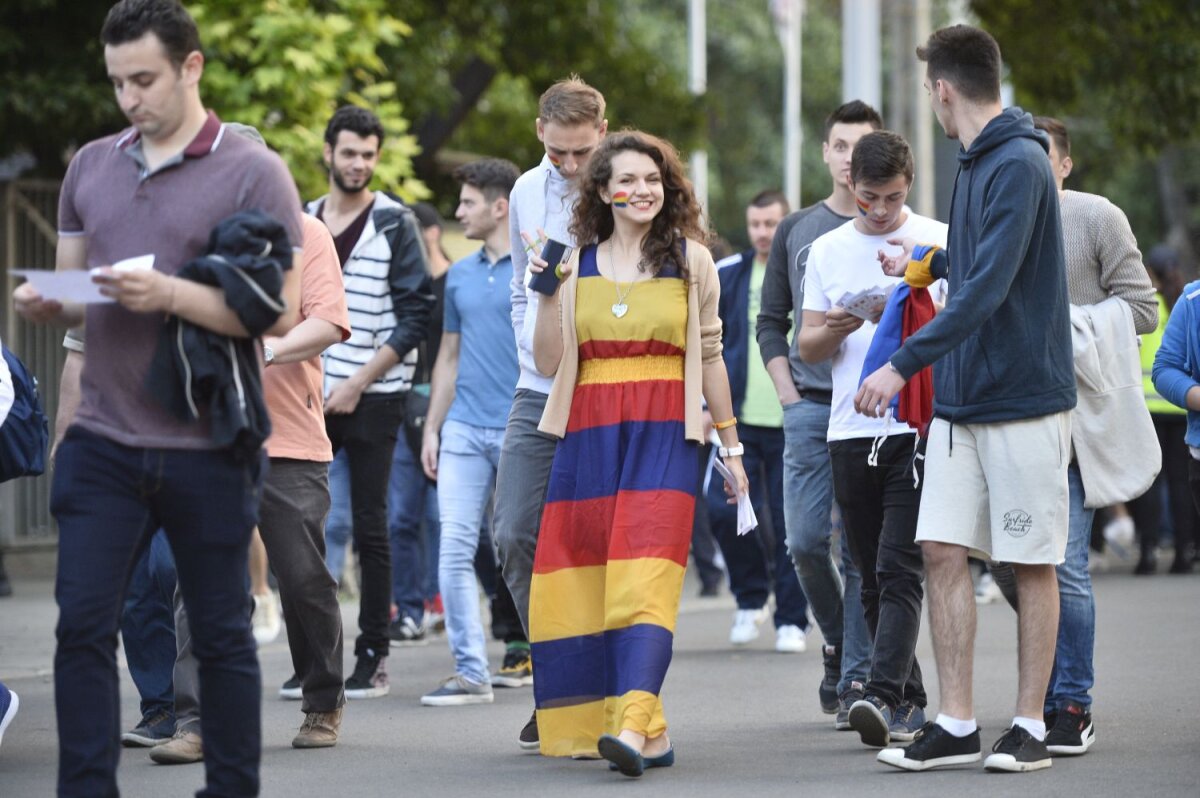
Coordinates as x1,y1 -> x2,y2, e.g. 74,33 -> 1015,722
527,130 -> 748,777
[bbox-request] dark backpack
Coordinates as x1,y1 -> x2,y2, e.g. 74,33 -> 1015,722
0,344 -> 49,483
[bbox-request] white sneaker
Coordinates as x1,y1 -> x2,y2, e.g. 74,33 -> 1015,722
974,573 -> 1002,605
251,591 -> 282,646
775,624 -> 808,653
729,608 -> 766,645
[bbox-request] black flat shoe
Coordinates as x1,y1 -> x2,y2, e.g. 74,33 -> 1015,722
610,746 -> 673,771
598,734 -> 644,777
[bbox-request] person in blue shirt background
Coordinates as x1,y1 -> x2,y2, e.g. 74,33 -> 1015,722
419,158 -> 523,706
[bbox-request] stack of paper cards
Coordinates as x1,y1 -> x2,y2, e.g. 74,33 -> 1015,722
836,284 -> 896,321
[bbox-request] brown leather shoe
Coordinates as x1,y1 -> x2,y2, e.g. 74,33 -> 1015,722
149,730 -> 203,764
292,707 -> 342,749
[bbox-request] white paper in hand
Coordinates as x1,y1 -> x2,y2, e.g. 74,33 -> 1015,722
12,254 -> 155,305
712,456 -> 758,536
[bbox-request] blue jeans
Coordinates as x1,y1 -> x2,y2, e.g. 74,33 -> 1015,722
386,438 -> 438,621
1046,463 -> 1095,711
707,424 -> 810,628
438,420 -> 505,684
52,428 -> 262,798
781,399 -> 871,692
120,530 -> 177,722
325,450 -> 351,581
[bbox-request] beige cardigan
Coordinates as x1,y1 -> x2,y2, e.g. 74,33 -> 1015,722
537,238 -> 724,442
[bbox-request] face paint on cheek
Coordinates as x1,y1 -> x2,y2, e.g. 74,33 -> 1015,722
548,154 -> 562,169
856,196 -> 871,217
612,191 -> 630,208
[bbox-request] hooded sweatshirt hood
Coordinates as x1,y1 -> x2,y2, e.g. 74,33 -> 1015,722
959,107 -> 1050,166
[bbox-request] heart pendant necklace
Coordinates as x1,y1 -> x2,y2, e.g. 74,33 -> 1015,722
610,242 -> 636,319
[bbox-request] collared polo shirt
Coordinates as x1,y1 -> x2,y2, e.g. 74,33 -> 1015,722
444,247 -> 518,429
57,110 -> 303,449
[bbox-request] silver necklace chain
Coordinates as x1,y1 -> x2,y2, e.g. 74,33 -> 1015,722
609,241 -> 641,317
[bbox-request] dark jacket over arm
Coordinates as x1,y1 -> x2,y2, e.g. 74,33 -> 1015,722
380,207 -> 435,360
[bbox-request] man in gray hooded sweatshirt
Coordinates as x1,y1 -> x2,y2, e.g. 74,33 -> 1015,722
856,24 -> 1076,774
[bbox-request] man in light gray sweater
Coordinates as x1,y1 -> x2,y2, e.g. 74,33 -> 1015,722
991,116 -> 1157,758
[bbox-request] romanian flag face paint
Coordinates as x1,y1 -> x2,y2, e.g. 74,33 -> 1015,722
612,191 -> 630,208
856,195 -> 872,217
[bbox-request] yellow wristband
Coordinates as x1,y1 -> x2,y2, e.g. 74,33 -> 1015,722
712,416 -> 738,430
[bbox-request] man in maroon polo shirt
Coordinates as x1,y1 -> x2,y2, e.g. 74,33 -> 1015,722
13,2 -> 302,796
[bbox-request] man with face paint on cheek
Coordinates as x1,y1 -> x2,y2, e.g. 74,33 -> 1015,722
493,75 -> 607,751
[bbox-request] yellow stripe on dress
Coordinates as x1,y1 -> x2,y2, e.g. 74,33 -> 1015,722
529,565 -> 606,642
604,557 -> 686,634
537,692 -> 669,758
577,354 -> 685,386
529,558 -> 687,643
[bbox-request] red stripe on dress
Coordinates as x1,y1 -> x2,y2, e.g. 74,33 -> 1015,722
578,339 -> 685,360
534,490 -> 695,574
567,381 -> 686,432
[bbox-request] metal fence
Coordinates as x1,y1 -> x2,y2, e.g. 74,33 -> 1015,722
1,179 -> 67,548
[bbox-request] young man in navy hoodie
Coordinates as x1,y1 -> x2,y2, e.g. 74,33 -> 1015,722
856,25 -> 1076,773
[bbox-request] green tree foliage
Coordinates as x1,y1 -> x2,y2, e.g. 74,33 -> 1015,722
0,0 -> 117,173
0,0 -> 424,201
387,0 -> 703,208
971,0 -> 1200,262
971,0 -> 1200,153
191,0 -> 424,200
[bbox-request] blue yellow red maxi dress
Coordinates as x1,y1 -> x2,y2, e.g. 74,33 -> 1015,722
529,244 -> 698,758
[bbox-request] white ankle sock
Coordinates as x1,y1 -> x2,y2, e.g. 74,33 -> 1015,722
1012,716 -> 1046,741
934,713 -> 977,737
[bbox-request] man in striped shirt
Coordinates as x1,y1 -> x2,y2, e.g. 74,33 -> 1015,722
307,105 -> 434,700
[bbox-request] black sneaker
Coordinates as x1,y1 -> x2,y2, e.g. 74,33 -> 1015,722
848,694 -> 893,747
120,710 -> 175,747
519,710 -> 539,751
1045,700 -> 1094,756
279,674 -> 302,700
835,681 -> 865,730
388,615 -> 427,647
877,721 -> 982,771
345,649 -> 389,699
819,644 -> 841,714
983,726 -> 1053,772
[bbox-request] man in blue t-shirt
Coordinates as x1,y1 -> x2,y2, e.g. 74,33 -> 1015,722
419,158 -> 522,706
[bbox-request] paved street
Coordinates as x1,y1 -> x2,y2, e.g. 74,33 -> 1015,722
1,563 -> 1196,797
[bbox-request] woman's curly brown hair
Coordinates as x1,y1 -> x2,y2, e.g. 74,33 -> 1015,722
569,130 -> 709,279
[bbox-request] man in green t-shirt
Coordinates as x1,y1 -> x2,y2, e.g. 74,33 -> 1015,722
708,190 -> 811,653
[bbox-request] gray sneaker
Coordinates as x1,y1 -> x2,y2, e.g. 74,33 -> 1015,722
835,681 -> 866,731
848,694 -> 893,747
890,701 -> 927,742
420,674 -> 494,707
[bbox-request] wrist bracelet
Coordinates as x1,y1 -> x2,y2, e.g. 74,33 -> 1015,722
712,416 -> 738,430
718,444 -> 744,458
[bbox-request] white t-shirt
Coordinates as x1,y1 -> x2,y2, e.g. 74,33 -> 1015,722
802,213 -> 949,442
